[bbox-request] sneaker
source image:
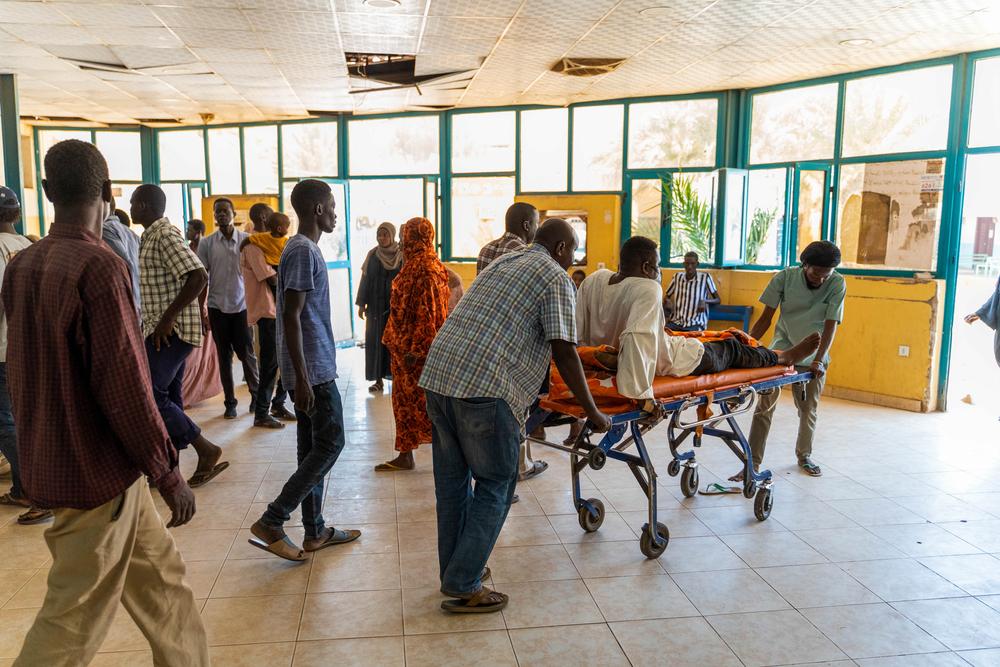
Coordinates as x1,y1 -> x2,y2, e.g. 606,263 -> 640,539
271,405 -> 297,421
223,406 -> 238,420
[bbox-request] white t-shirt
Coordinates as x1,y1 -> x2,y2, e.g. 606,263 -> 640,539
0,233 -> 33,361
576,269 -> 705,400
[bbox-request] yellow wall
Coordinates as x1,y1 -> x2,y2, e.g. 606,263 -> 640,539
200,194 -> 280,235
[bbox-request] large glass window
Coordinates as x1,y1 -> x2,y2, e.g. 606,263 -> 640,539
520,108 -> 568,192
452,111 -> 515,173
158,129 -> 205,181
282,122 -> 338,177
38,130 -> 91,177
572,105 -> 623,191
450,176 -> 515,258
837,158 -> 945,271
630,178 -> 663,245
969,56 -> 1000,148
628,99 -> 717,169
243,125 -> 278,194
746,169 -> 786,265
208,128 -> 241,195
669,172 -> 715,262
842,66 -> 953,158
750,83 -> 838,164
95,131 -> 141,182
348,116 -> 439,176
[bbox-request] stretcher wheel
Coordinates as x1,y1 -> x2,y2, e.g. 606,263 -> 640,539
639,522 -> 670,559
587,448 -> 607,470
680,466 -> 699,498
743,479 -> 757,499
667,460 -> 681,477
754,487 -> 773,521
578,499 -> 605,533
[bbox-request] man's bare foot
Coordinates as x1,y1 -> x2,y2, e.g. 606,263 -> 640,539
190,434 -> 224,477
776,332 -> 821,366
250,520 -> 285,546
375,451 -> 414,471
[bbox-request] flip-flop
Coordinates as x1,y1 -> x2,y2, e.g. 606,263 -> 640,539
374,461 -> 414,472
248,534 -> 308,562
700,482 -> 742,495
17,508 -> 53,525
0,493 -> 30,508
441,587 -> 509,614
187,461 -> 230,488
800,461 -> 823,477
518,460 -> 548,482
303,527 -> 362,552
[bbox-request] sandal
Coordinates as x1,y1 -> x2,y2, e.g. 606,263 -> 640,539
368,383 -> 383,393
374,460 -> 414,472
17,508 -> 53,525
700,483 -> 741,496
303,527 -> 361,552
518,460 -> 548,482
799,459 -> 822,477
0,493 -> 30,508
248,533 -> 308,562
441,587 -> 508,614
187,461 -> 230,488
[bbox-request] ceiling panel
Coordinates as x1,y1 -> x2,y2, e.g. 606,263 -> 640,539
3,24 -> 101,45
150,6 -> 252,30
193,47 -> 273,64
244,10 -> 339,34
51,3 -> 162,26
0,2 -> 74,25
171,28 -> 264,49
337,12 -> 422,36
87,27 -> 183,48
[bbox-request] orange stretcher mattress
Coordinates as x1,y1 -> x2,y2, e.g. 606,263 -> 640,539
542,331 -> 795,416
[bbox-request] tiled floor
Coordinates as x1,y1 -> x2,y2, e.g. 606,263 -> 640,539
2,347 -> 1000,666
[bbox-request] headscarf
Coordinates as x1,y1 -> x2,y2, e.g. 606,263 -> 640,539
382,217 -> 450,359
362,221 -> 404,273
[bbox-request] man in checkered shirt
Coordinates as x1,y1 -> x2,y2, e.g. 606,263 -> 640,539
421,218 -> 610,614
136,185 -> 229,489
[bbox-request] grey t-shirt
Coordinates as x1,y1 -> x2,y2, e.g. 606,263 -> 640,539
277,234 -> 337,388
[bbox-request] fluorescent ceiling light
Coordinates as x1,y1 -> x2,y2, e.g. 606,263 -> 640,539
363,0 -> 402,7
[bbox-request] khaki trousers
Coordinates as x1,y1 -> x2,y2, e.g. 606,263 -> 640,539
748,370 -> 827,469
14,479 -> 209,667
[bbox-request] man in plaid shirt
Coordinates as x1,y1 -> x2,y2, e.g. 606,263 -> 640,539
4,140 -> 208,665
135,184 -> 229,488
421,218 -> 610,614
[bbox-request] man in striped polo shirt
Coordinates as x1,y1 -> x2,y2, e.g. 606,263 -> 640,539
663,251 -> 720,332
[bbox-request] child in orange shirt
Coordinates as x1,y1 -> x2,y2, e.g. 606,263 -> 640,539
246,212 -> 291,268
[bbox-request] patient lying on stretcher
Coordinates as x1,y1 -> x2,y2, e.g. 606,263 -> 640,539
576,236 -> 820,401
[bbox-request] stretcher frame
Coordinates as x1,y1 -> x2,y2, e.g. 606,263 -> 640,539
528,370 -> 814,559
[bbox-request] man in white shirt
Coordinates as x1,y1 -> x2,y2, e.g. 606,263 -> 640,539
577,237 -> 819,401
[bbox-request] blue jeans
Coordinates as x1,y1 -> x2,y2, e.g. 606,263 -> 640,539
261,381 -> 345,539
426,391 -> 519,597
145,335 -> 201,450
0,362 -> 22,499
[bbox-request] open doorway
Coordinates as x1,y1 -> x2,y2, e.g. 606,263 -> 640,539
948,152 -> 1000,416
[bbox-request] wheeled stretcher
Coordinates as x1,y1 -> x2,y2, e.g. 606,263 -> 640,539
527,355 -> 814,559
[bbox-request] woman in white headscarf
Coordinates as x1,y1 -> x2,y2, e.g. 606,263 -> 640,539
357,222 -> 404,393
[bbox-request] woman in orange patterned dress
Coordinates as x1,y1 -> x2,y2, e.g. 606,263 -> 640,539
375,217 -> 450,471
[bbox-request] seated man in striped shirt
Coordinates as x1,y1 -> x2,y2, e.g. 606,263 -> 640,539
663,251 -> 721,332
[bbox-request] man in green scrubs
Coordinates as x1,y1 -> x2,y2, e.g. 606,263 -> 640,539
735,241 -> 846,479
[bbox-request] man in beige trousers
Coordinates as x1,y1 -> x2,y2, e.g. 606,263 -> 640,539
2,138 -> 209,666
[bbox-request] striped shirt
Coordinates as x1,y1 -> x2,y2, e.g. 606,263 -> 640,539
139,218 -> 205,346
476,232 -> 527,274
665,272 -> 718,329
421,244 -> 576,424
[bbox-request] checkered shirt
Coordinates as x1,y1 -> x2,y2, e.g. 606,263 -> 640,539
139,218 -> 205,346
421,244 -> 577,423
476,232 -> 527,274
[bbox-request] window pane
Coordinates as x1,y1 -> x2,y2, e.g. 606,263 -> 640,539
958,153 -> 1000,271
628,99 -> 717,169
750,83 -> 837,164
746,168 -> 786,265
722,171 -> 746,263
450,176 -> 515,258
158,130 -> 205,181
970,56 -> 1000,148
161,182 -> 186,232
282,122 -> 338,177
348,116 -> 439,176
243,125 -> 278,194
38,130 -> 91,179
208,128 -> 242,195
111,183 -> 140,221
572,105 -> 623,191
452,111 -> 515,173
669,172 -> 715,262
95,131 -> 141,181
796,169 -> 827,256
837,158 -> 945,271
520,108 -> 568,192
630,179 -> 663,245
842,66 -> 952,158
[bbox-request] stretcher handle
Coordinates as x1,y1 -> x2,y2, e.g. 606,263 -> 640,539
671,386 -> 759,430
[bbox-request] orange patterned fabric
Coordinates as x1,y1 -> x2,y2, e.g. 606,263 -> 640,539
667,327 -> 760,347
382,217 -> 450,453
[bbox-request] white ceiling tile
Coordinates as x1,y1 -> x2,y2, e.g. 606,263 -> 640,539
240,0 -> 331,9
340,33 -> 417,54
193,47 -> 273,63
172,28 -> 263,49
333,0 -> 425,15
415,54 -> 483,75
43,44 -> 122,64
51,3 -> 162,26
689,0 -> 799,27
0,1 -> 73,25
519,0 -> 619,21
243,9 -> 338,34
111,46 -> 198,69
88,27 -> 183,48
419,35 -> 497,57
151,6 -> 251,30
422,16 -> 509,39
337,12 -> 422,35
269,46 -> 345,67
504,17 -> 595,44
3,24 -> 101,45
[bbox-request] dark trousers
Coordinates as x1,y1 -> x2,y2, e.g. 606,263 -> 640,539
208,308 -> 260,410
0,362 -> 22,499
145,335 -> 201,449
254,317 -> 287,420
260,381 -> 345,539
667,322 -> 704,332
693,338 -> 779,375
